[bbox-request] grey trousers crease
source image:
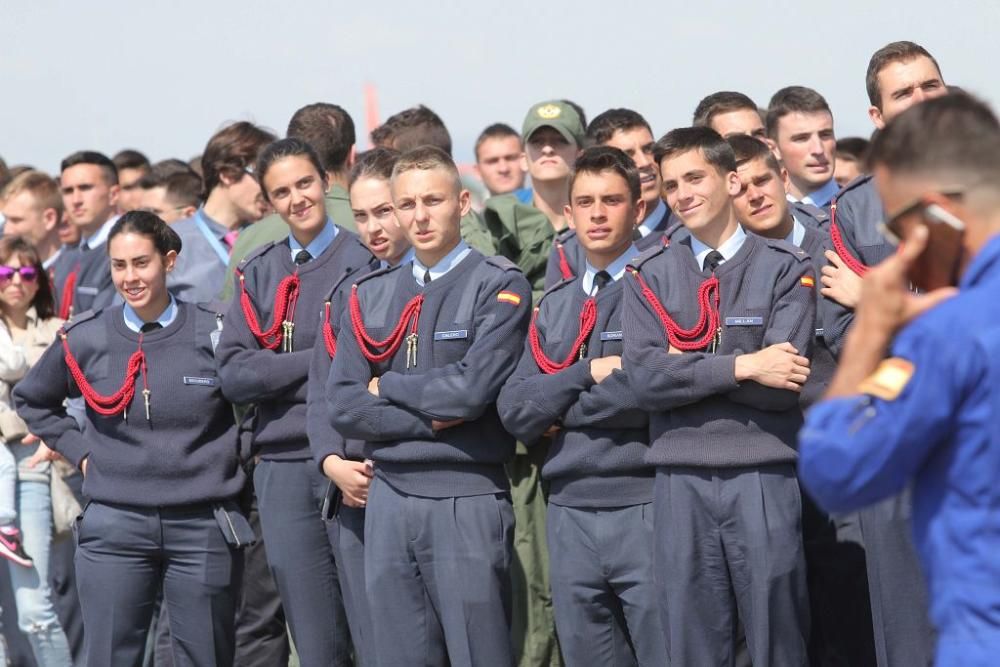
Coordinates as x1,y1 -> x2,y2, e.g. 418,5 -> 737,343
859,490 -> 936,667
74,501 -> 241,667
546,502 -> 666,667
364,476 -> 515,667
330,505 -> 374,667
654,465 -> 810,667
253,459 -> 352,667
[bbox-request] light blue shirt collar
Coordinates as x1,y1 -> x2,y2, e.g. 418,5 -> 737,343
412,241 -> 471,286
788,179 -> 839,209
381,247 -> 415,271
81,215 -> 119,250
582,244 -> 638,295
690,225 -> 747,271
637,200 -> 668,238
289,219 -> 338,263
123,295 -> 178,333
786,217 -> 807,247
43,247 -> 62,271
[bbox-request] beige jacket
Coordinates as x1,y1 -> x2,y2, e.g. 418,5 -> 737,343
0,309 -> 64,443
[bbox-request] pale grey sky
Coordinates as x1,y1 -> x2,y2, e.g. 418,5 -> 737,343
3,0 -> 999,173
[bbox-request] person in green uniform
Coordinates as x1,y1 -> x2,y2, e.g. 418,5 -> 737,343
220,103 -> 358,301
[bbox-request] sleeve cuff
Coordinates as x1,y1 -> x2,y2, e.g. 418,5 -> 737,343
54,429 -> 90,469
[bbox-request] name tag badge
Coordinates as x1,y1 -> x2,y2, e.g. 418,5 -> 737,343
725,316 -> 764,327
599,330 -> 623,341
433,329 -> 469,341
183,376 -> 217,387
815,327 -> 825,338
76,286 -> 99,296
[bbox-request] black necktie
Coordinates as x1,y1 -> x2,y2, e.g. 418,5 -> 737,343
294,250 -> 312,266
593,270 -> 612,293
423,270 -> 432,285
704,250 -> 724,273
140,322 -> 162,333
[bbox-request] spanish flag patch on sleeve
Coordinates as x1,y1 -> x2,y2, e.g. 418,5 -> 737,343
497,291 -> 522,306
800,275 -> 815,288
857,357 -> 915,401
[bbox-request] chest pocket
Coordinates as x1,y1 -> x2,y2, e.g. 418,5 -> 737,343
722,308 -> 768,354
431,322 -> 475,367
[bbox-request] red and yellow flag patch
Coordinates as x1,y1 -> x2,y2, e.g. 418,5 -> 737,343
858,357 -> 915,401
800,275 -> 815,288
497,291 -> 522,306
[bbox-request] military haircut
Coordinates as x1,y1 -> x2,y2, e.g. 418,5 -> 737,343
474,123 -> 522,161
569,145 -> 641,203
866,41 -> 943,109
869,92 -> 1000,190
835,137 -> 870,162
586,108 -> 653,147
371,105 -> 453,157
766,86 -> 832,139
113,149 -> 151,173
60,150 -> 118,185
654,126 -> 737,175
692,91 -> 759,127
139,161 -> 204,208
1,169 -> 63,215
727,135 -> 781,174
349,147 -> 402,189
391,145 -> 461,192
286,103 -> 356,174
201,121 -> 277,195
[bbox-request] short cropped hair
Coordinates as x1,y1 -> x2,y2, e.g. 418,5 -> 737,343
113,149 -> 151,173
391,146 -> 461,191
140,161 -> 203,208
766,86 -> 832,139
1,170 -> 64,215
866,41 -> 943,109
474,123 -> 522,161
693,91 -> 759,127
349,148 -> 401,189
654,126 -> 737,174
201,121 -> 276,195
569,146 -> 641,203
60,151 -> 118,185
727,135 -> 782,174
586,108 -> 653,147
869,92 -> 1000,189
835,137 -> 870,162
371,105 -> 452,156
286,103 -> 356,174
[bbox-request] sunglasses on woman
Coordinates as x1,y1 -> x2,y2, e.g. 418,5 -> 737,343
0,265 -> 39,284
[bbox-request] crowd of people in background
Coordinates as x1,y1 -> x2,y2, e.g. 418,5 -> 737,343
0,37 -> 995,667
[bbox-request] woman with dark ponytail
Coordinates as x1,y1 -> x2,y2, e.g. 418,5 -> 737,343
13,210 -> 250,667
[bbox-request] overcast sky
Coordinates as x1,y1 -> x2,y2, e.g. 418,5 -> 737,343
3,1 -> 999,174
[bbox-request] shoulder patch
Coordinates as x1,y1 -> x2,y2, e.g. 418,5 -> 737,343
858,357 -> 914,401
238,240 -> 282,271
762,237 -> 810,263
628,244 -> 666,271
484,255 -> 522,273
62,308 -> 100,332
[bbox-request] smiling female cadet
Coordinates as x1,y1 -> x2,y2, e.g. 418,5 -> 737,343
216,138 -> 375,667
13,211 -> 249,667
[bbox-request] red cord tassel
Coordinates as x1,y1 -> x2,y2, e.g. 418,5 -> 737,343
349,286 -> 423,363
529,298 -> 597,374
322,301 -> 337,358
238,271 -> 301,350
556,241 -> 573,281
630,269 -> 720,351
829,200 -> 869,276
58,270 -> 77,320
61,330 -> 146,418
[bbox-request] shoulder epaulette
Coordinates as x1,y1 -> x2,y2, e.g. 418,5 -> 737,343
195,300 -> 228,317
484,255 -> 522,273
238,240 -> 282,271
762,237 -> 811,263
62,308 -> 101,333
663,220 -> 687,240
353,261 -> 401,288
628,244 -> 666,271
832,173 -> 874,203
555,227 -> 577,244
535,274 -> 576,309
791,202 -> 830,229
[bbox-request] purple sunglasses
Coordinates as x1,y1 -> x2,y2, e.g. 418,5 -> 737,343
0,266 -> 39,284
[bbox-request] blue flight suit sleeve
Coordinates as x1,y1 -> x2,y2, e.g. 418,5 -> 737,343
798,319 -> 981,513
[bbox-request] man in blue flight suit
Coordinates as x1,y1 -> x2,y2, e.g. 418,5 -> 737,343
799,93 -> 1000,667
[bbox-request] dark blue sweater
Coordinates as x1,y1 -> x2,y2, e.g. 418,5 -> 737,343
217,229 -> 376,459
622,232 -> 817,467
72,242 -> 116,313
12,301 -> 246,507
498,277 -> 651,507
327,251 -> 531,498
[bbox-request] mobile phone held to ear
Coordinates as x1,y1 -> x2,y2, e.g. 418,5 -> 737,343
908,204 -> 966,291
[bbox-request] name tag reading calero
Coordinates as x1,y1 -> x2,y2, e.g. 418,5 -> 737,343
434,330 -> 469,341
725,316 -> 764,327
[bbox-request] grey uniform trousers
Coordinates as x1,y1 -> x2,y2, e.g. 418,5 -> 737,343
654,465 -> 810,667
364,476 -> 515,667
330,505 -> 374,667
